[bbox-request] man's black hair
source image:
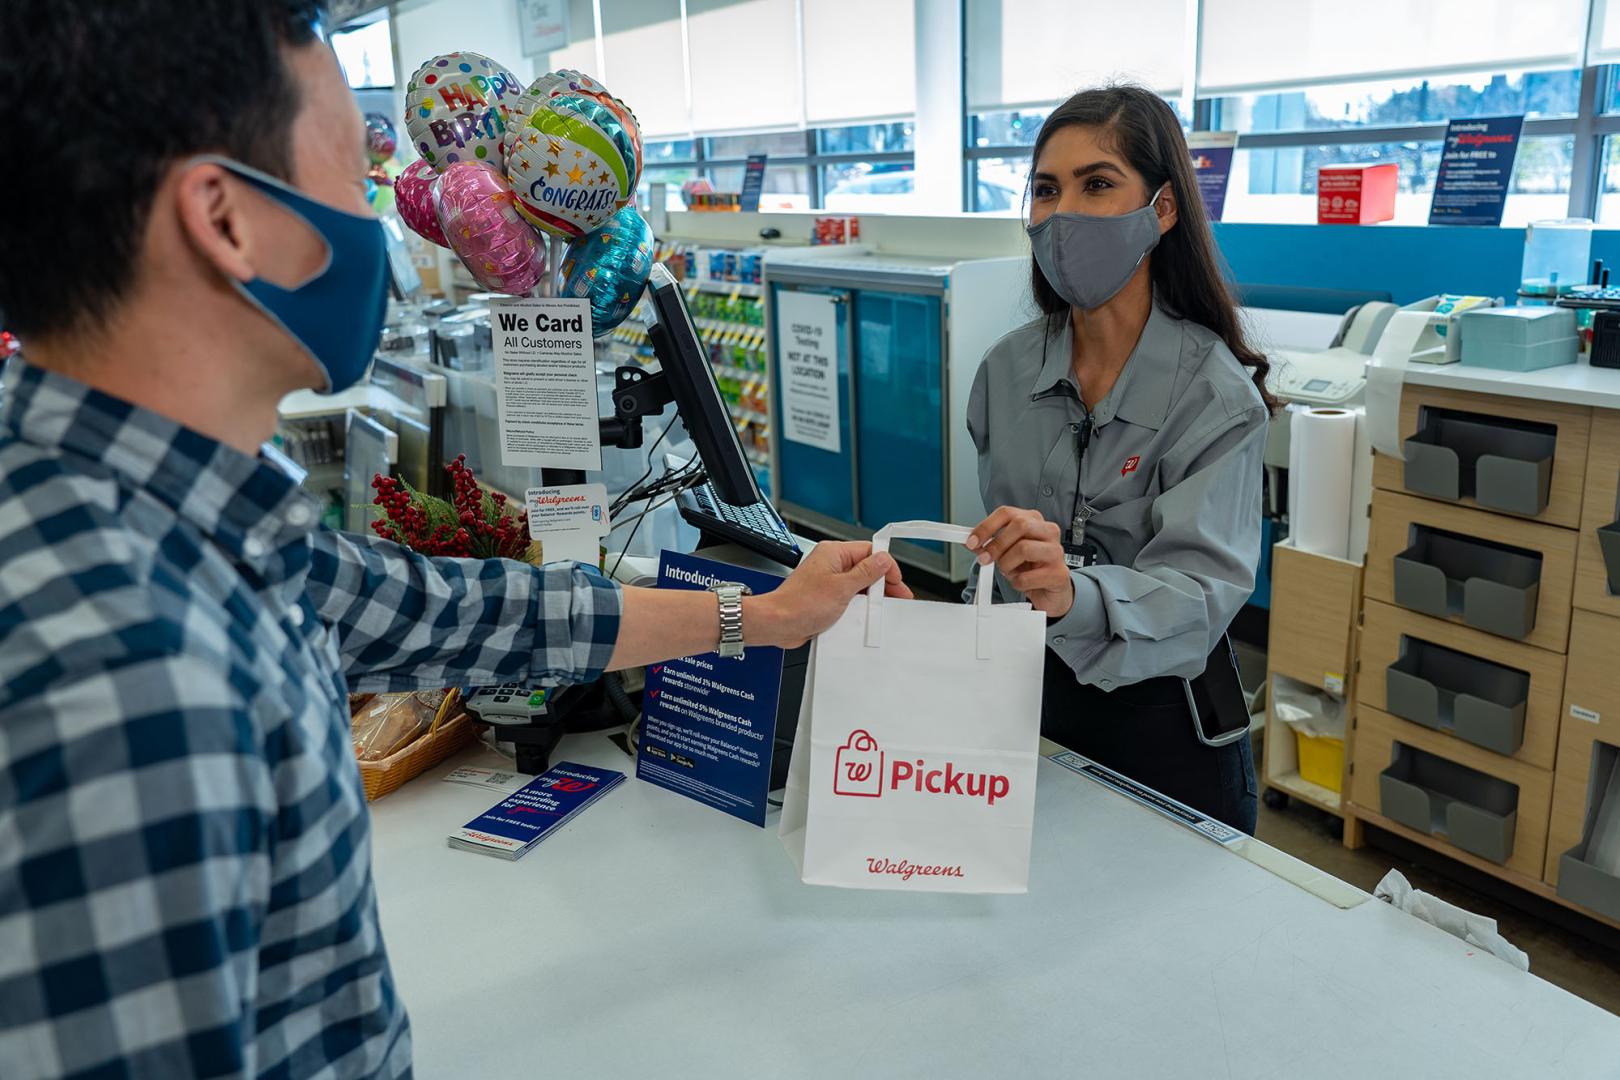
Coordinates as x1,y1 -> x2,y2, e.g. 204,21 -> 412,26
0,1 -> 326,340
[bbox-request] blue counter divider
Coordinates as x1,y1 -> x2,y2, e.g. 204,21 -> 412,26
1213,223 -> 1620,308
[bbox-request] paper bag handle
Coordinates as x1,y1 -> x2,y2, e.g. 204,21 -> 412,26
865,521 -> 996,659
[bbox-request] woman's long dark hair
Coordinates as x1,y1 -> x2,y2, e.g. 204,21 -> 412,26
1029,85 -> 1277,412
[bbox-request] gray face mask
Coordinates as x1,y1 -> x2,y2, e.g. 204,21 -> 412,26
1026,184 -> 1167,311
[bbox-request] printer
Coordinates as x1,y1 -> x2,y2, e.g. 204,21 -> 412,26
1263,300 -> 1396,470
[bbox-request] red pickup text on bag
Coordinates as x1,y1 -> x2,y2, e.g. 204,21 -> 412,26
834,730 -> 884,797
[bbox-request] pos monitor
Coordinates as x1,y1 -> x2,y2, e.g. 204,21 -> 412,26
642,264 -> 800,567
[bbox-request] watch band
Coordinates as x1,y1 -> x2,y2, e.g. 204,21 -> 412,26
709,582 -> 751,659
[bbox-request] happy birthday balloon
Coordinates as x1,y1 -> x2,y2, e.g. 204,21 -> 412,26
395,159 -> 448,247
404,52 -> 522,171
561,206 -> 655,336
432,161 -> 547,295
364,113 -> 397,165
505,91 -> 642,239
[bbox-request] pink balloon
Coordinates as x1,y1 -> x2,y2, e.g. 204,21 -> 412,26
396,160 -> 448,248
432,161 -> 547,296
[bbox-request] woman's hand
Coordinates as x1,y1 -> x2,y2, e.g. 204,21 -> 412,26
968,506 -> 1075,619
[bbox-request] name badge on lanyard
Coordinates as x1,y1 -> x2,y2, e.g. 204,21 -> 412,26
1064,503 -> 1101,569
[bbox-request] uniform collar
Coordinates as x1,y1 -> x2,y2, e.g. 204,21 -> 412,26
1030,301 -> 1182,431
1,360 -> 321,571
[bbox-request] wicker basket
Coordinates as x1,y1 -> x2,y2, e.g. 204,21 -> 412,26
356,691 -> 478,801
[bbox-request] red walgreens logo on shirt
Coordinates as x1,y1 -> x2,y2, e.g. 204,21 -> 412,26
833,731 -> 1011,805
1121,455 -> 1141,476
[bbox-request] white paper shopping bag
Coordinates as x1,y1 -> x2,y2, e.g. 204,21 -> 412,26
779,521 -> 1047,893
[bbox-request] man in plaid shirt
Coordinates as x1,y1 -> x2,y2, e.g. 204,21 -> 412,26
0,3 -> 908,1077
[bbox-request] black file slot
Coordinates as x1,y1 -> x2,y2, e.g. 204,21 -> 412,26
1392,525 -> 1543,639
1386,636 -> 1530,756
1403,407 -> 1556,517
1380,742 -> 1520,865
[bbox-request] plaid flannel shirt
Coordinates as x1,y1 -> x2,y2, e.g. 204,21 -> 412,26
0,362 -> 623,1078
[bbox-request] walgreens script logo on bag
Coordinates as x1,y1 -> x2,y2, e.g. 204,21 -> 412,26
832,730 -> 1014,883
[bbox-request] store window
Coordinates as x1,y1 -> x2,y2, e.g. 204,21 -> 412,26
705,131 -> 810,161
644,139 -> 698,165
821,164 -> 918,212
817,123 -> 914,155
1207,69 -> 1580,133
708,164 -> 811,210
1221,136 -> 1573,226
638,166 -> 701,213
331,16 -> 395,89
1597,136 -> 1620,222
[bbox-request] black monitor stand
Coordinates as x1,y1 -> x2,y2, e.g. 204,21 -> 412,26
485,365 -> 673,773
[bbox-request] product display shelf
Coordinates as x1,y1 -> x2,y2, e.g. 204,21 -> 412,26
1341,378 -> 1620,930
604,311 -> 770,466
1260,540 -> 1365,838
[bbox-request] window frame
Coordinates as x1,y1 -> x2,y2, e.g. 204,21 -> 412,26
961,57 -> 1620,218
641,127 -> 916,210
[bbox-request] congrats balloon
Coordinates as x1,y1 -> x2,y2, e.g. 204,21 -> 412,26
561,206 -> 655,336
501,69 -> 601,164
504,70 -> 642,183
505,91 -> 642,239
395,159 -> 448,247
432,161 -> 547,295
405,52 -> 522,170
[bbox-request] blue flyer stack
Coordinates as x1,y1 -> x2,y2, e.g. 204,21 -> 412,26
448,761 -> 626,860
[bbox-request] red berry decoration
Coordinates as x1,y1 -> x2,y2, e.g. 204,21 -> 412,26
371,464 -> 533,562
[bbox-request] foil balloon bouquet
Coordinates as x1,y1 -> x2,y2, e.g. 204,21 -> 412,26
398,53 -> 656,334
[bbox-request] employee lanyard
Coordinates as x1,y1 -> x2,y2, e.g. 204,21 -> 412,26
1068,417 -> 1097,547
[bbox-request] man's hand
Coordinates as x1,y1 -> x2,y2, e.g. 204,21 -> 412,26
747,541 -> 912,649
967,506 -> 1074,619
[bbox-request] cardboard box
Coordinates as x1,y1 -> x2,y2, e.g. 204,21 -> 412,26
1317,163 -> 1398,224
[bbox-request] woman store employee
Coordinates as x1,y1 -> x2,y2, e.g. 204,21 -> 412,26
966,86 -> 1275,833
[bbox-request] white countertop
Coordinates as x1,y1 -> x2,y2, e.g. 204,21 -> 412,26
367,736 -> 1620,1079
1401,354 -> 1620,410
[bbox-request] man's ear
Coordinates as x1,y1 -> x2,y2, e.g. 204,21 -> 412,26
172,160 -> 258,284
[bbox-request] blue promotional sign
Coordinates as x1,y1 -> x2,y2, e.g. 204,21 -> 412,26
1429,115 -> 1524,227
740,154 -> 768,212
1188,132 -> 1238,222
636,551 -> 786,826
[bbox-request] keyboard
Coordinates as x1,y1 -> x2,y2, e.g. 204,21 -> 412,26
1555,286 -> 1620,310
678,480 -> 802,568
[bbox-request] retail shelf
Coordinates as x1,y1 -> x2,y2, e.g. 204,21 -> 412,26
725,404 -> 771,424
685,279 -> 763,298
1265,770 -> 1343,817
712,363 -> 769,381
695,317 -> 766,338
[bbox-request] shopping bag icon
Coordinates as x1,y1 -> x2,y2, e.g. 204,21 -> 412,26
833,730 -> 884,798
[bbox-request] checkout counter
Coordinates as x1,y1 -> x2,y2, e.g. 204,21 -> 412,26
365,730 -> 1620,1077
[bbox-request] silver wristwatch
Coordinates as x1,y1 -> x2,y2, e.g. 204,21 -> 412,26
708,582 -> 752,659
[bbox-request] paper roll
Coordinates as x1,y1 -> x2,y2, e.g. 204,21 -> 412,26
1290,407 -> 1359,561
1365,310 -> 1433,459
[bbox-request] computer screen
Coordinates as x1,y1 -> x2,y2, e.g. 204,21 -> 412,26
644,264 -> 761,507
381,216 -> 422,302
344,409 -> 398,533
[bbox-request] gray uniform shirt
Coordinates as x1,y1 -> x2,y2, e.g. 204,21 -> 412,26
966,301 -> 1269,691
